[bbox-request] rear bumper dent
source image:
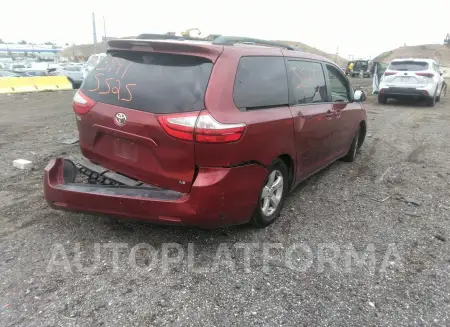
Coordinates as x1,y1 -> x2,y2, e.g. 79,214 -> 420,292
44,158 -> 267,228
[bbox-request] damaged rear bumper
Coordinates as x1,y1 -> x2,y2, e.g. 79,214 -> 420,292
43,158 -> 267,228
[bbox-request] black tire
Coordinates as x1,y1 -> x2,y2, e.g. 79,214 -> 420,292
436,86 -> 442,102
68,79 -> 76,89
342,126 -> 360,162
251,159 -> 289,228
426,94 -> 436,107
378,94 -> 387,104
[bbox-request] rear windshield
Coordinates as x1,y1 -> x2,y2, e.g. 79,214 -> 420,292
389,61 -> 428,71
81,51 -> 213,113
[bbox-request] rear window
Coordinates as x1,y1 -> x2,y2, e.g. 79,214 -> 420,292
389,61 -> 429,71
81,51 -> 213,113
233,56 -> 288,110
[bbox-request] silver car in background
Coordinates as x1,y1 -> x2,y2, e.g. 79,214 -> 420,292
50,66 -> 84,88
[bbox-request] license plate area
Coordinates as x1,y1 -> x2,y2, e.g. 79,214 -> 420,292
400,76 -> 411,83
113,138 -> 138,161
396,76 -> 417,84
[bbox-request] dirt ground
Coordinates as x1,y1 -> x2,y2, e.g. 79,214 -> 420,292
1,81 -> 449,326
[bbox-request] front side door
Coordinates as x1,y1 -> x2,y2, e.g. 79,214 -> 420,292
324,64 -> 360,157
285,59 -> 334,181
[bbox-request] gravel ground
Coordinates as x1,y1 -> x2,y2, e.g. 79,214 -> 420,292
0,83 -> 449,327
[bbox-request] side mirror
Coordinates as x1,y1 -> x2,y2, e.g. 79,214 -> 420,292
354,89 -> 366,102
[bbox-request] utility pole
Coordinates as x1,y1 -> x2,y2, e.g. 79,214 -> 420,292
92,12 -> 97,53
335,46 -> 339,63
103,16 -> 107,41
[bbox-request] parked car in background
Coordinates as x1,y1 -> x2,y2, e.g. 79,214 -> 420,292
378,58 -> 445,106
345,60 -> 371,78
81,53 -> 107,79
49,66 -> 84,88
0,70 -> 20,78
14,69 -> 49,77
44,36 -> 367,228
7,63 -> 27,72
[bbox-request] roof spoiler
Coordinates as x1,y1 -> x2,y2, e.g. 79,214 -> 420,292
134,33 -> 185,41
212,36 -> 298,50
106,39 -> 224,63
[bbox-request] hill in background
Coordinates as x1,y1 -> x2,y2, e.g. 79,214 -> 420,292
274,40 -> 347,67
374,44 -> 450,66
61,38 -> 348,66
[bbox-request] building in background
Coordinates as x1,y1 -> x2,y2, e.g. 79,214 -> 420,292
0,43 -> 62,61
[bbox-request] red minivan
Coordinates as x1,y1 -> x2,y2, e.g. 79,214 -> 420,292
43,36 -> 367,228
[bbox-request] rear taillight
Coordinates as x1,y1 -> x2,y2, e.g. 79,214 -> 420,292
157,111 -> 246,143
384,72 -> 397,76
415,72 -> 434,78
195,114 -> 246,143
73,90 -> 95,115
157,112 -> 199,141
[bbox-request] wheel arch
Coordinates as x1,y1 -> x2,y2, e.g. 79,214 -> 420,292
277,154 -> 294,189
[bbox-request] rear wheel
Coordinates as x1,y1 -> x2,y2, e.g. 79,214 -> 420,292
251,159 -> 288,228
436,85 -> 443,102
378,94 -> 387,104
426,94 -> 436,107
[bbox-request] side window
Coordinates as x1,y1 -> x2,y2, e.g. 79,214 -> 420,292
287,60 -> 327,104
326,65 -> 350,102
233,56 -> 288,110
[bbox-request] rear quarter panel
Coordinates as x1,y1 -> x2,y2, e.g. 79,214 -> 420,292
196,48 -> 296,168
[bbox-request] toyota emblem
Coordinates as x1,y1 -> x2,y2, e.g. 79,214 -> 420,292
115,113 -> 127,125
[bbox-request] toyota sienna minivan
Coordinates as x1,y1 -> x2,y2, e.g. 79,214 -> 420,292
44,36 -> 367,228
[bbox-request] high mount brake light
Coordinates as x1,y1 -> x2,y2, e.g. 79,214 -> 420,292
73,90 -> 96,115
157,111 -> 246,143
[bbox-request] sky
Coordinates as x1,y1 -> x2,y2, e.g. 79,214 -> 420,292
1,0 -> 449,59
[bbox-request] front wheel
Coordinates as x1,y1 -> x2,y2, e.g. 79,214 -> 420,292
342,126 -> 360,162
251,159 -> 289,228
